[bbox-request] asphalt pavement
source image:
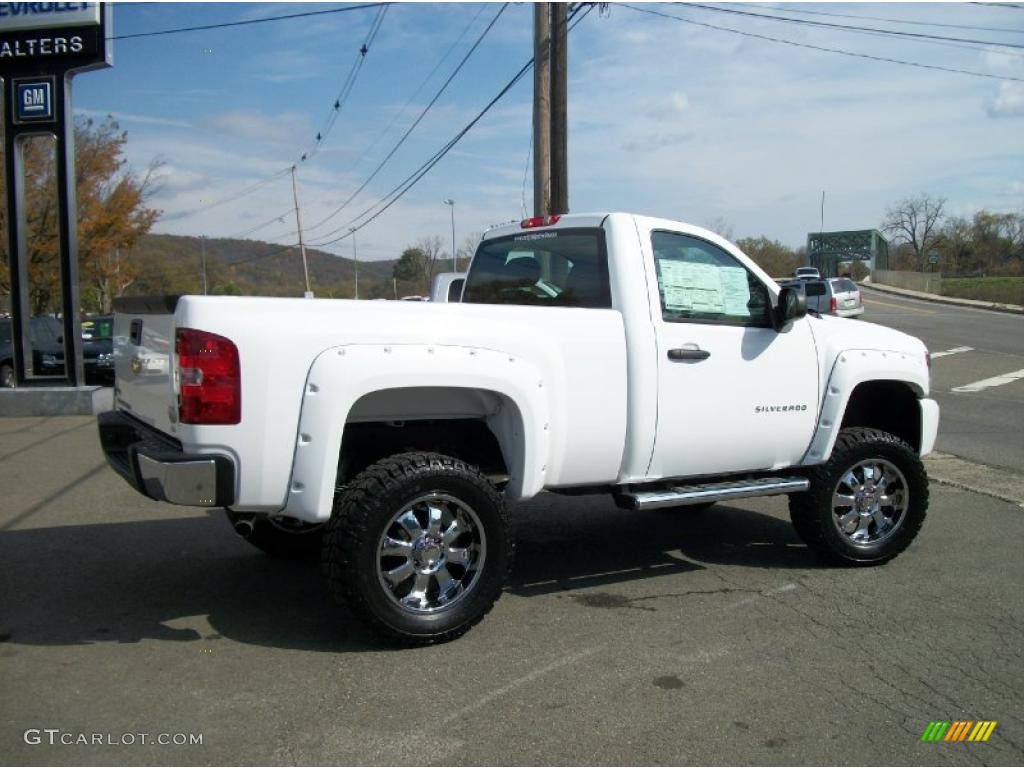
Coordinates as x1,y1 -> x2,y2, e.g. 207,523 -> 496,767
1,416 -> 1022,765
859,287 -> 1024,473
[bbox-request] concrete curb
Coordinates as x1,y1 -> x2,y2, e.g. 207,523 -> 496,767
0,386 -> 113,417
863,282 -> 1024,315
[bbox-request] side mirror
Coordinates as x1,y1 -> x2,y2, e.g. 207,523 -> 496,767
772,286 -> 807,332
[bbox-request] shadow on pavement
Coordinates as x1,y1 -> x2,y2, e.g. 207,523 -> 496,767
0,499 -> 819,652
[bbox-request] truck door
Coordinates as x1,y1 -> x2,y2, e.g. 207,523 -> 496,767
645,230 -> 818,479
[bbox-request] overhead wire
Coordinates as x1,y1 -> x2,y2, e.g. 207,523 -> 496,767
683,2 -> 1024,49
621,4 -> 1024,83
302,2 -> 511,239
331,4 -> 489,190
307,2 -> 594,250
111,3 -> 389,40
299,4 -> 389,165
715,2 -> 1024,35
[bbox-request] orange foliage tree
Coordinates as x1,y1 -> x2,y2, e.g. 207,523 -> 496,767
1,117 -> 160,314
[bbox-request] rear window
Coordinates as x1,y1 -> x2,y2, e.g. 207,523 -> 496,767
462,228 -> 611,308
803,281 -> 827,297
831,278 -> 857,293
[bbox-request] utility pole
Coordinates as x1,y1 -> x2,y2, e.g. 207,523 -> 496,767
290,165 -> 313,298
550,1 -> 568,215
533,2 -> 551,218
200,235 -> 208,295
444,199 -> 457,270
349,227 -> 359,300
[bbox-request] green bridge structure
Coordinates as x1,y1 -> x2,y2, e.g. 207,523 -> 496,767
806,230 -> 890,277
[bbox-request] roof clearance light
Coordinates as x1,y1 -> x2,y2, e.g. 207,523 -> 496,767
520,215 -> 561,229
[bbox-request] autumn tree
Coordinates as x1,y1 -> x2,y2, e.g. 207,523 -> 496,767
880,194 -> 946,271
735,236 -> 801,278
0,117 -> 160,313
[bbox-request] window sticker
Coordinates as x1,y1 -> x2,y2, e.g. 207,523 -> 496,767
718,266 -> 751,316
659,260 -> 751,316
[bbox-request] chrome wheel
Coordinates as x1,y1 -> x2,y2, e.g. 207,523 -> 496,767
831,459 -> 909,546
376,492 -> 486,614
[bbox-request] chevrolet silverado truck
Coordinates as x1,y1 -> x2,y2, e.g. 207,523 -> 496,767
98,212 -> 939,644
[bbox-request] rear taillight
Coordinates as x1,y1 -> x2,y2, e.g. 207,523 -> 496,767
829,297 -> 838,313
521,215 -> 561,228
176,328 -> 241,425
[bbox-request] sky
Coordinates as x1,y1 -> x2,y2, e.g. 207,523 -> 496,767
71,1 -> 1024,262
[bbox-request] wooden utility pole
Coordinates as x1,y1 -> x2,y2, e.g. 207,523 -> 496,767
550,2 -> 568,215
290,165 -> 313,298
533,2 -> 552,218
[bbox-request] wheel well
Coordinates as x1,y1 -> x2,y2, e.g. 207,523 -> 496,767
839,380 -> 921,451
339,419 -> 508,485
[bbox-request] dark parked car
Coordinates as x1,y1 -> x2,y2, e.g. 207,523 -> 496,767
0,316 -> 65,388
43,315 -> 115,386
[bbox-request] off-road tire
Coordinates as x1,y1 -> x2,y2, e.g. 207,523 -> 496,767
322,452 -> 513,645
226,511 -> 324,559
789,427 -> 928,565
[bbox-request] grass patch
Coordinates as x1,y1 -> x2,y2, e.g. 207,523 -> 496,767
942,277 -> 1024,306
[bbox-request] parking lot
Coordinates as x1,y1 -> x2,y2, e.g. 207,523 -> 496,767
2,296 -> 1023,766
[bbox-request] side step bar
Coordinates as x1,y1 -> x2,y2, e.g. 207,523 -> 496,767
620,476 -> 809,511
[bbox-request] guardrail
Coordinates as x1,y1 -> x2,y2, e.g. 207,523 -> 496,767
871,269 -> 942,294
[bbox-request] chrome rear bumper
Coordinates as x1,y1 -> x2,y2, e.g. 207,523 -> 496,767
97,411 -> 234,507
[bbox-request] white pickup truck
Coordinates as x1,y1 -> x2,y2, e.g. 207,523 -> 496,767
99,212 -> 939,644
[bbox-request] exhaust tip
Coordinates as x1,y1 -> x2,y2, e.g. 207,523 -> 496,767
233,518 -> 255,538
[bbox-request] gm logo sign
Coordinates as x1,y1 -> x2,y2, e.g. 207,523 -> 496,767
13,77 -> 55,124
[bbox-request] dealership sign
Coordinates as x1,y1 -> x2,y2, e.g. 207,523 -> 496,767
1,3 -> 112,388
0,2 -> 110,74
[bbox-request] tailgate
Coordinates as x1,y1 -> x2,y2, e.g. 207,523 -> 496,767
112,296 -> 179,435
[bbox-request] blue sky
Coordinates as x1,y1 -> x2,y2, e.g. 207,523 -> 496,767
74,1 -> 1024,262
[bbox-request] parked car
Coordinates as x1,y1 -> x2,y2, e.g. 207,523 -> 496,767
783,277 -> 864,318
45,315 -> 115,385
794,266 -> 821,280
100,212 -> 936,644
0,316 -> 66,387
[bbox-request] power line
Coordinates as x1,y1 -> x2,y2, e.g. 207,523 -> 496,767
166,168 -> 292,222
225,208 -> 295,240
309,3 -> 594,249
717,1 -> 1024,35
299,4 -> 389,165
681,2 -> 1024,50
303,3 -> 511,240
111,3 -> 389,41
332,4 -> 488,189
970,2 -> 1024,9
622,4 -> 1024,83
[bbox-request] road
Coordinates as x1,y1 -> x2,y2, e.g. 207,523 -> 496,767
1,417 -> 1022,766
859,287 -> 1024,473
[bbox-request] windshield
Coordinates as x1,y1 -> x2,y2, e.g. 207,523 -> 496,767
462,228 -> 611,309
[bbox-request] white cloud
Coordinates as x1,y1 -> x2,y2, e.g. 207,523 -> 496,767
987,82 -> 1024,118
204,110 -> 313,147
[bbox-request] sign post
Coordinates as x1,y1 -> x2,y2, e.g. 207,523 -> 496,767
1,2 -> 112,388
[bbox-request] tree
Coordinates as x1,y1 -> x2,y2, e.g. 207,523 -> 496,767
0,117 -> 160,313
392,235 -> 445,294
704,216 -> 734,242
735,236 -> 800,278
881,194 -> 946,271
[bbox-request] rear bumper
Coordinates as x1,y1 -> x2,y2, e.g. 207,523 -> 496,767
98,410 -> 235,507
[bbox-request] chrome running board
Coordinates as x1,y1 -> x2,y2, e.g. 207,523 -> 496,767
622,476 -> 809,511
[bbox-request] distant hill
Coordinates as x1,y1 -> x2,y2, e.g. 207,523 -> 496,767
126,233 -> 400,299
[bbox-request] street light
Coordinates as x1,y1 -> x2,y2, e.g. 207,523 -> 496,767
349,227 -> 359,300
443,199 -> 456,271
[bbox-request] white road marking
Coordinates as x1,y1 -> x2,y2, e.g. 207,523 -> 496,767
952,368 -> 1024,393
931,346 -> 973,359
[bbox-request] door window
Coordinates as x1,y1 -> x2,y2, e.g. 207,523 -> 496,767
651,231 -> 771,327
